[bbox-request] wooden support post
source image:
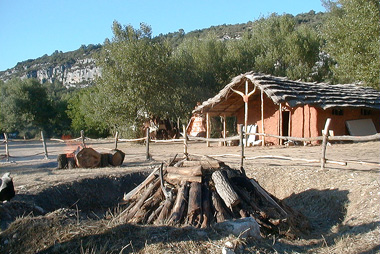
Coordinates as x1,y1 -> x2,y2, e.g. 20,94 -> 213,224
244,80 -> 249,146
320,118 -> 331,170
41,131 -> 48,159
183,125 -> 188,156
261,89 -> 265,146
4,133 -> 9,162
80,130 -> 86,148
239,124 -> 244,169
114,131 -> 119,150
206,113 -> 210,147
146,127 -> 150,160
230,80 -> 256,147
222,115 -> 226,146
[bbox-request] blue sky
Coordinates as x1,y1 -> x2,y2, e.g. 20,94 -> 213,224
0,0 -> 325,71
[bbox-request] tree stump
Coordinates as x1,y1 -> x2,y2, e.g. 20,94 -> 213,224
108,149 -> 125,166
75,147 -> 101,168
57,154 -> 67,169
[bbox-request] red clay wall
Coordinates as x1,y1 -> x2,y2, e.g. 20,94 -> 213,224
313,107 -> 380,136
235,95 -> 380,145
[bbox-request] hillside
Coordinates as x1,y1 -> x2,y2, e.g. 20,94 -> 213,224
0,11 -> 325,88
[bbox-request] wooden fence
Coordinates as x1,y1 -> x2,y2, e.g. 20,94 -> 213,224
2,118 -> 380,170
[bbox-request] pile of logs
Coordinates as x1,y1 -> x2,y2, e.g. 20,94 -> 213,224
57,147 -> 125,169
117,154 -> 310,238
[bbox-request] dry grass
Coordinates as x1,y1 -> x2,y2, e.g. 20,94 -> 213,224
0,141 -> 379,253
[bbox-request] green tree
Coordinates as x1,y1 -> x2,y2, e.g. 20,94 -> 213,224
0,78 -> 54,137
94,22 -> 174,136
66,87 -> 109,137
322,0 -> 380,88
245,14 -> 321,81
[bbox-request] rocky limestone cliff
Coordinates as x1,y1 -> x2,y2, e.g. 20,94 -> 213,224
0,58 -> 101,88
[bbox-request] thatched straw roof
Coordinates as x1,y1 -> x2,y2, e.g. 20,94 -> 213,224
193,72 -> 380,115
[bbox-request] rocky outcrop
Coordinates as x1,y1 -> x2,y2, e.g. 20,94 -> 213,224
0,58 -> 101,88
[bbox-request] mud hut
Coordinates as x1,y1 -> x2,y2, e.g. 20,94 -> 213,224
192,72 -> 380,145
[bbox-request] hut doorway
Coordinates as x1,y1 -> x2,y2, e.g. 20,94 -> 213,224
282,111 -> 290,137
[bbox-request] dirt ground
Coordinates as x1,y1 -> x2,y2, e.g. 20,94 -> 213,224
0,139 -> 379,253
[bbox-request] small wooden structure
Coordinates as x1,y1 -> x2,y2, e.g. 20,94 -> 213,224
117,155 -> 309,237
192,72 -> 380,145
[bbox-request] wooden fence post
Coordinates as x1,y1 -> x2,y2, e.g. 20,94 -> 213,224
239,124 -> 244,169
146,127 -> 150,160
114,131 -> 119,150
4,133 -> 9,162
320,118 -> 331,170
80,130 -> 86,148
41,131 -> 48,159
183,125 -> 188,156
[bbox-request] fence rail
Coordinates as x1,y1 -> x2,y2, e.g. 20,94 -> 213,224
2,119 -> 380,169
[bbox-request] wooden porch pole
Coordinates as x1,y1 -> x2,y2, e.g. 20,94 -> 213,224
230,79 -> 256,147
222,114 -> 226,146
239,124 -> 244,169
206,113 -> 210,147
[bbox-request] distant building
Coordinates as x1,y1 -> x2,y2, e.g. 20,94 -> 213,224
192,72 -> 380,145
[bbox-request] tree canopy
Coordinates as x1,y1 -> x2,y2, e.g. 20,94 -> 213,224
322,0 -> 380,88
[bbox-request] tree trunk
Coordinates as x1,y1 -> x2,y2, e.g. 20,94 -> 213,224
108,149 -> 125,166
75,147 -> 101,168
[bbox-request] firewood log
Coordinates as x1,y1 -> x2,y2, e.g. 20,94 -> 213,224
201,181 -> 211,228
155,196 -> 175,225
121,179 -> 161,222
182,160 -> 221,169
100,153 -> 110,167
131,187 -> 163,224
211,171 -> 240,208
168,181 -> 190,225
186,182 -> 202,227
75,147 -> 101,168
67,156 -> 76,169
123,167 -> 159,202
165,173 -> 202,184
249,179 -> 288,217
186,155 -> 224,168
108,149 -> 125,166
211,191 -> 231,223
166,166 -> 202,176
147,203 -> 164,224
57,154 -> 68,169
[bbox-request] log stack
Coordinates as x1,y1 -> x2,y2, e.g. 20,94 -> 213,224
117,154 -> 310,238
57,148 -> 125,169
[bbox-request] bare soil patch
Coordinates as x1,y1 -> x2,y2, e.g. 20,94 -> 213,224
0,140 -> 379,253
